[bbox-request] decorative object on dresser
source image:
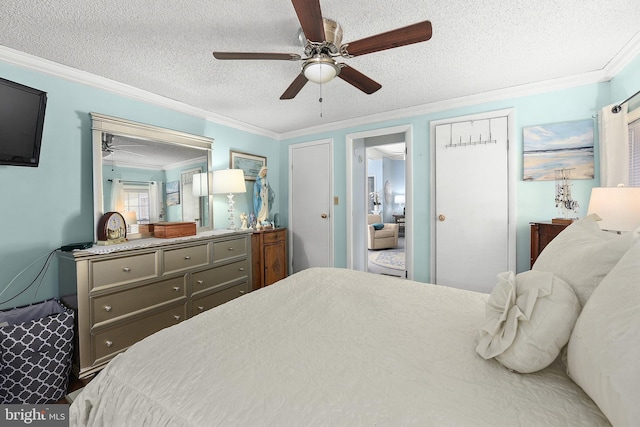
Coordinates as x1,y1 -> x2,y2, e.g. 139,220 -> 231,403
58,232 -> 251,378
251,228 -> 287,290
530,221 -> 569,268
96,211 -> 127,245
552,168 -> 579,224
586,186 -> 640,233
212,168 -> 247,230
151,221 -> 197,238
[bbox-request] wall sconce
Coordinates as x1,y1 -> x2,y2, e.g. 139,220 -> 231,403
212,169 -> 246,230
587,186 -> 640,232
192,172 -> 209,197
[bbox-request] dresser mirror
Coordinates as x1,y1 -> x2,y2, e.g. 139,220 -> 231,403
91,113 -> 214,241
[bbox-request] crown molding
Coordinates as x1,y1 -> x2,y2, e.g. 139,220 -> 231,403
0,46 -> 280,140
2,33 -> 639,142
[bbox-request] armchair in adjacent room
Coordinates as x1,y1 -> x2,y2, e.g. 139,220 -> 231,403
367,214 -> 399,250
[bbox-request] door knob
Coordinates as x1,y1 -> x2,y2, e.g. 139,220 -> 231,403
321,213 -> 328,219
438,214 -> 446,221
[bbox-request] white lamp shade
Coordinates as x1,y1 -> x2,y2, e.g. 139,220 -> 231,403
587,187 -> 640,232
192,172 -> 208,197
212,169 -> 246,194
394,194 -> 405,205
122,211 -> 137,225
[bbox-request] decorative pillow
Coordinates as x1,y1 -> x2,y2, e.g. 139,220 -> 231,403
476,270 -> 580,373
532,214 -> 639,307
371,223 -> 384,230
567,240 -> 640,427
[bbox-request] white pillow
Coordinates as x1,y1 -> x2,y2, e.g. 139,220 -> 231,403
567,240 -> 640,427
532,215 -> 638,307
476,270 -> 581,373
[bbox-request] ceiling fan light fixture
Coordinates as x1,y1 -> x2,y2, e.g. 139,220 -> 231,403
303,55 -> 340,84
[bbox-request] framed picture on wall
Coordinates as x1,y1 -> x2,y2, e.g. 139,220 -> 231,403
523,119 -> 594,181
166,180 -> 180,206
230,150 -> 267,181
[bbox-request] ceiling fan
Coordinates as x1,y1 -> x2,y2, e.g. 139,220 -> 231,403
212,0 -> 432,100
101,134 -> 146,158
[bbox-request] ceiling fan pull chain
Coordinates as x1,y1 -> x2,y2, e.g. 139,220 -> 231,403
319,82 -> 323,118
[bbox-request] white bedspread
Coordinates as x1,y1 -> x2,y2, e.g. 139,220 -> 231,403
70,268 -> 609,426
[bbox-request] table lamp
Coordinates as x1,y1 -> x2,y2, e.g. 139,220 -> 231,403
212,169 -> 246,230
587,186 -> 640,232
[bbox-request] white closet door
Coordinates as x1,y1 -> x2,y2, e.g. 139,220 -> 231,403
434,116 -> 509,293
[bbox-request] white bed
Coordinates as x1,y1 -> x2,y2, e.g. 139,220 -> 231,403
70,217 -> 640,426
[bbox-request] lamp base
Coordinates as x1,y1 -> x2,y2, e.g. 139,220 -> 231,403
226,193 -> 237,230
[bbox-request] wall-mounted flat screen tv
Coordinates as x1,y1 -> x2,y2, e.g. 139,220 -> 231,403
0,77 -> 47,167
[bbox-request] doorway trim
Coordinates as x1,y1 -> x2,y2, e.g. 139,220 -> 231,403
346,124 -> 413,280
429,108 -> 517,283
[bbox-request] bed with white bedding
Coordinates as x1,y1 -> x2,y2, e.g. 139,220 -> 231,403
70,216 -> 640,426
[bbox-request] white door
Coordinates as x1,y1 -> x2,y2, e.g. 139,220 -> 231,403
434,114 -> 511,293
289,139 -> 333,273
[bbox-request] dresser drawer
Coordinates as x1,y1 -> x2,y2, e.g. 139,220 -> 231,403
90,252 -> 159,289
192,260 -> 248,294
213,238 -> 246,262
163,244 -> 209,275
191,282 -> 248,316
263,230 -> 285,244
92,276 -> 187,325
92,303 -> 187,362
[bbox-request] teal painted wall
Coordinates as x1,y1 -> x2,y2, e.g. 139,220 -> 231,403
281,53 -> 640,283
1,53 -> 638,309
0,61 -> 279,309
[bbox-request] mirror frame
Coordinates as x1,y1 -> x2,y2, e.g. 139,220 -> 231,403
91,112 -> 214,241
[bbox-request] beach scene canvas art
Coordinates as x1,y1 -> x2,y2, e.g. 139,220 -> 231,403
523,119 -> 594,181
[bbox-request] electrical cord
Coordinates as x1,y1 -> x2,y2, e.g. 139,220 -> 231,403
0,247 -> 61,306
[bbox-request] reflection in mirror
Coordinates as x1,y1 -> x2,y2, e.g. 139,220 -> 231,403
91,113 -> 214,241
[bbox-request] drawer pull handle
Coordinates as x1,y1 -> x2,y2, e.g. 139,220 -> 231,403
122,267 -> 131,272
197,280 -> 204,285
239,290 -> 246,295
197,306 -> 204,311
174,315 -> 181,321
184,256 -> 191,260
105,340 -> 113,347
227,247 -> 234,251
173,286 -> 180,292
104,305 -> 112,312
239,267 -> 245,271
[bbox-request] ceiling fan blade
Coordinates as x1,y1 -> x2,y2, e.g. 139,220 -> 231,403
280,74 -> 309,100
213,52 -> 301,61
343,20 -> 432,57
291,0 -> 325,42
337,66 -> 382,94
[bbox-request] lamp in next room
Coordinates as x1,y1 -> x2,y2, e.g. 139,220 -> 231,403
587,186 -> 640,232
212,169 -> 246,230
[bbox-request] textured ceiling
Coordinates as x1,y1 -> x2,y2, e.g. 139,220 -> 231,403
2,0 -> 640,136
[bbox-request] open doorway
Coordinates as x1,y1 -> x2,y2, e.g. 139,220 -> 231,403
366,141 -> 406,278
346,124 -> 413,280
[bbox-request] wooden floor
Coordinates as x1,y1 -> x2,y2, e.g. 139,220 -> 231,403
55,375 -> 91,404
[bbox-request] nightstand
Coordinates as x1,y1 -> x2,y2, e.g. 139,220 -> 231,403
530,221 -> 570,268
251,228 -> 287,290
